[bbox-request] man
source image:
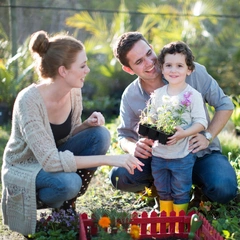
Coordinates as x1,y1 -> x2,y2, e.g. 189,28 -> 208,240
109,31 -> 238,204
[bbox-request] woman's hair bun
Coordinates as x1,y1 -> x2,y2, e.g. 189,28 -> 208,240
29,30 -> 50,56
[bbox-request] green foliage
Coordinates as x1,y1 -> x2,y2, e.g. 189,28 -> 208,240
0,124 -> 10,198
2,0 -> 240,122
138,99 -> 155,126
28,229 -> 77,240
66,0 -> 133,96
0,118 -> 240,240
155,104 -> 188,135
139,91 -> 191,135
91,208 -> 131,226
198,199 -> 240,240
231,95 -> 240,133
218,95 -> 240,159
0,125 -> 10,159
0,118 -> 240,239
94,229 -> 131,240
0,33 -> 36,109
106,118 -> 240,239
28,209 -> 79,240
65,0 -> 136,118
64,0 -> 240,119
82,96 -> 120,122
192,155 -> 240,239
193,0 -> 240,96
106,116 -> 124,155
218,132 -> 240,159
90,208 -> 134,240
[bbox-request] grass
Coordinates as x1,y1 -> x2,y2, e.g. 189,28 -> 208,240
0,119 -> 240,239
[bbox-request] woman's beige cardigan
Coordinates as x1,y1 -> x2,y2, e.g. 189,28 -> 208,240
1,84 -> 83,235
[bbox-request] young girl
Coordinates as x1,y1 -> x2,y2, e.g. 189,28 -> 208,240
150,41 -> 208,221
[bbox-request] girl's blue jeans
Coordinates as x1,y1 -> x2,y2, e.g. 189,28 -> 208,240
36,126 -> 110,208
110,151 -> 238,204
151,153 -> 196,204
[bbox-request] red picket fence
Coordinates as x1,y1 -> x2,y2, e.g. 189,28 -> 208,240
194,213 -> 224,240
79,210 -> 224,240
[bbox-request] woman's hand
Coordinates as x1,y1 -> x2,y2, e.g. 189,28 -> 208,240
117,154 -> 144,175
73,111 -> 105,135
86,111 -> 105,127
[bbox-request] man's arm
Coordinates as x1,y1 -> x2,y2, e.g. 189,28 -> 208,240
207,110 -> 233,139
187,63 -> 234,153
189,109 -> 233,153
119,137 -> 137,155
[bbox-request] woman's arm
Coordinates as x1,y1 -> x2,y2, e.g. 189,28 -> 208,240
75,154 -> 144,175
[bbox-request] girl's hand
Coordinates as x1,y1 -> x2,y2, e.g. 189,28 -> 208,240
167,126 -> 185,145
87,111 -> 105,126
118,154 -> 144,175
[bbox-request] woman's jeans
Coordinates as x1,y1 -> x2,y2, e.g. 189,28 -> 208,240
36,126 -> 110,208
151,153 -> 196,204
110,151 -> 238,204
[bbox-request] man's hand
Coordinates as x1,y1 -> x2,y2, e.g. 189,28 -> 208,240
189,133 -> 209,153
134,138 -> 154,158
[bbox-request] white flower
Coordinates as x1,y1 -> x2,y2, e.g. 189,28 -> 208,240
170,96 -> 179,107
162,95 -> 170,104
157,106 -> 164,112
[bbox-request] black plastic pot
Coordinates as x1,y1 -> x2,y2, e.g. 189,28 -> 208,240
148,127 -> 159,141
157,130 -> 173,145
138,124 -> 150,136
138,124 -> 173,144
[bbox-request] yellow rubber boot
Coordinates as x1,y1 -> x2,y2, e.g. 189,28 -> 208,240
173,203 -> 188,233
160,200 -> 173,216
156,200 -> 173,232
147,200 -> 173,233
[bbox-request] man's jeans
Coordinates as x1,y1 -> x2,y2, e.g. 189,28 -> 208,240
36,126 -> 110,208
110,151 -> 238,204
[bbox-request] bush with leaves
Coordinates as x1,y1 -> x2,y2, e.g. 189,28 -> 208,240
28,209 -> 79,240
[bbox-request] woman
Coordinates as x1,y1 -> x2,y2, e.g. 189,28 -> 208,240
1,30 -> 143,236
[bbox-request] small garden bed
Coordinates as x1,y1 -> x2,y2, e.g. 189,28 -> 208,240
79,210 -> 224,240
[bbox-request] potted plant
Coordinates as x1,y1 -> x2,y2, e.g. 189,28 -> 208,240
138,99 -> 156,137
80,208 -> 224,240
84,208 -> 140,239
138,91 -> 191,144
27,209 -> 80,240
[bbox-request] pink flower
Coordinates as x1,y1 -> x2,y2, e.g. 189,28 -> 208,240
181,91 -> 192,106
181,98 -> 191,106
183,91 -> 192,99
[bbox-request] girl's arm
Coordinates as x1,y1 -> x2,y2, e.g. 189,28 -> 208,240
167,123 -> 205,145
